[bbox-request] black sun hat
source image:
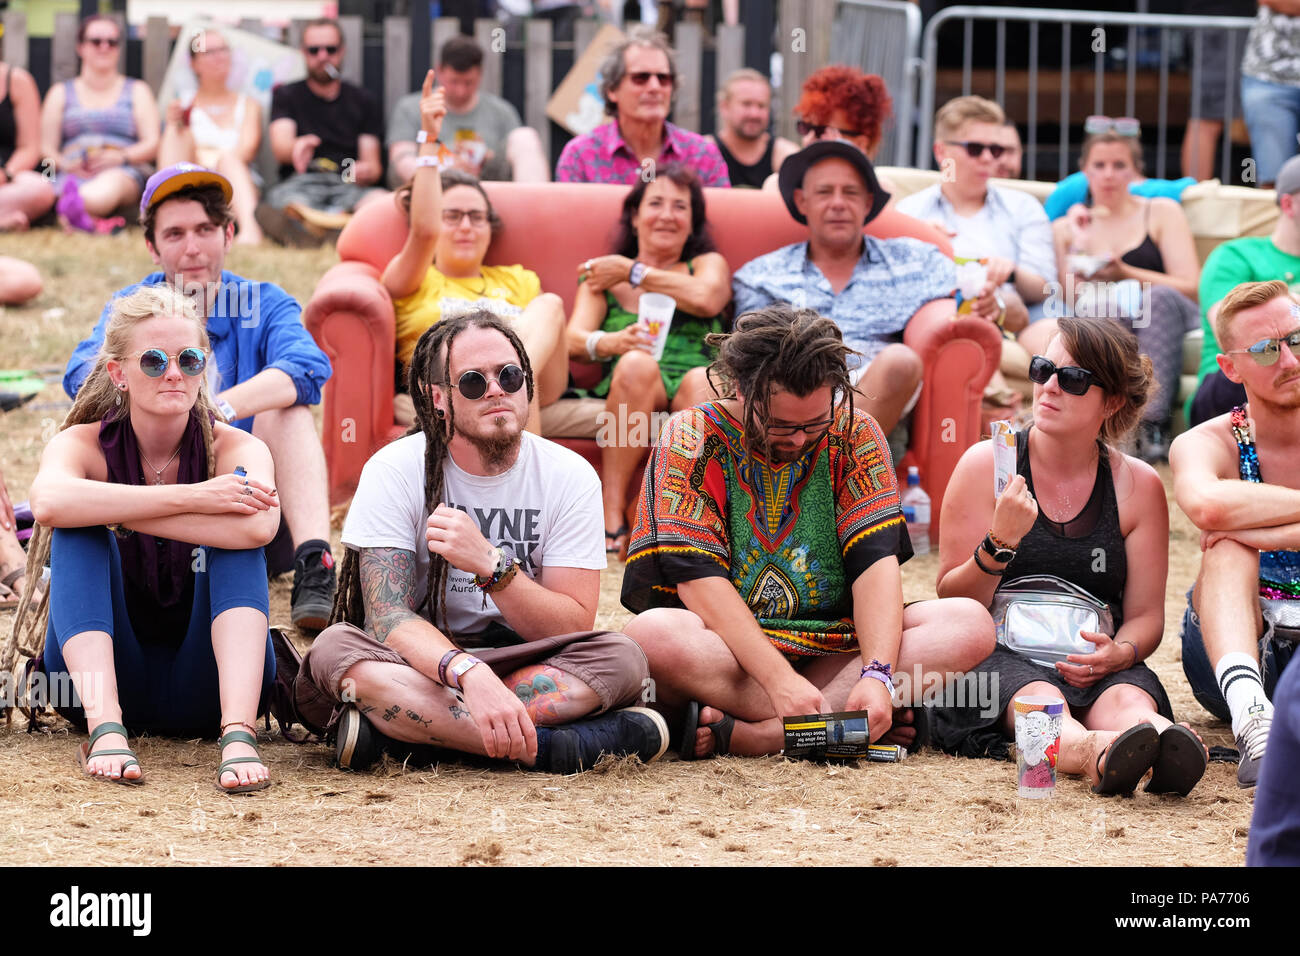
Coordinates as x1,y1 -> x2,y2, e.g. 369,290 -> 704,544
777,140 -> 891,226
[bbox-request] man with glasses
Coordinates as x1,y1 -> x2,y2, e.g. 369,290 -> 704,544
898,96 -> 1056,333
1172,279 -> 1300,787
258,18 -> 385,246
1190,155 -> 1300,426
733,141 -> 956,441
296,311 -> 670,773
63,164 -> 337,631
619,304 -> 994,757
555,26 -> 729,186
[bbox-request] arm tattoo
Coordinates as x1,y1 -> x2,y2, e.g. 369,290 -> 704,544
360,547 -> 424,644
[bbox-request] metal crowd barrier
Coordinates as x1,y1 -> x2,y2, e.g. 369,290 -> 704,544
830,0 -> 923,168
915,6 -> 1256,183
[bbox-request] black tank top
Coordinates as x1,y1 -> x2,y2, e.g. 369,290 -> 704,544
1000,428 -> 1128,627
0,67 -> 17,168
715,135 -> 774,189
1119,200 -> 1165,273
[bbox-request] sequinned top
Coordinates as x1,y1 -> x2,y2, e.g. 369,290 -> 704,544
1230,404 -> 1300,600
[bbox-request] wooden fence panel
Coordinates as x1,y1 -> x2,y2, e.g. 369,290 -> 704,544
475,18 -> 503,98
3,10 -> 28,72
143,17 -> 171,94
384,17 -> 411,119
431,17 -> 460,69
52,12 -> 79,85
525,18 -> 553,156
340,16 -> 363,86
676,21 -> 703,134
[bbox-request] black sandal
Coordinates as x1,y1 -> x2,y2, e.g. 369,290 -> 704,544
1091,723 -> 1159,796
1145,724 -> 1209,797
679,700 -> 736,760
605,525 -> 629,554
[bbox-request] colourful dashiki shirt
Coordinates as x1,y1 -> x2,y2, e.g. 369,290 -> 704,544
621,401 -> 912,656
1231,405 -> 1300,601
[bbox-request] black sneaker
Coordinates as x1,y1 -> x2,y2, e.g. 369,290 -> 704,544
334,705 -> 394,772
539,707 -> 669,774
291,547 -> 337,632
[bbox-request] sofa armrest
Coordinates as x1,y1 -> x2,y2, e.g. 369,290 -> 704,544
305,261 -> 402,504
903,300 -> 1003,539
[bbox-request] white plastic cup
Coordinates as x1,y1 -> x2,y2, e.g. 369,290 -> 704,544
637,293 -> 676,362
1013,695 -> 1064,798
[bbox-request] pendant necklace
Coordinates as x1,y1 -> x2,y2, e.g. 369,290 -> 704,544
139,442 -> 183,485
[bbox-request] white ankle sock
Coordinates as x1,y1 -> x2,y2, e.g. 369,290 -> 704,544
1215,652 -> 1273,737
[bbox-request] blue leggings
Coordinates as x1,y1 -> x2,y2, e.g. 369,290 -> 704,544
42,526 -> 275,736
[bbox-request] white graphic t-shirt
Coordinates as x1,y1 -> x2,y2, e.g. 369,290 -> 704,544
342,431 -> 606,637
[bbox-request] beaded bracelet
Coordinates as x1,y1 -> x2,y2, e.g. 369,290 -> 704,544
437,648 -> 462,687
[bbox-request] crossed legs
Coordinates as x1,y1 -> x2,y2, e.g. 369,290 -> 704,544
625,598 -> 994,757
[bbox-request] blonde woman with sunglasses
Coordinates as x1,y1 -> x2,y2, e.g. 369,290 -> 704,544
13,285 -> 280,793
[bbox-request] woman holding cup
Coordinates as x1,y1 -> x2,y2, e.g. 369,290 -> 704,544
932,317 -> 1207,796
565,162 -> 732,555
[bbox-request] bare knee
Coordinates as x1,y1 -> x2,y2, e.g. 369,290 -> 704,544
624,607 -> 708,668
609,349 -> 663,395
872,344 -> 923,392
0,257 -> 41,304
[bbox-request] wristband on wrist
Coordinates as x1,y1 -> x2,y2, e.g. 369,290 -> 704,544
585,329 -> 607,361
449,655 -> 484,689
859,659 -> 894,690
216,398 -> 237,422
628,261 -> 649,287
437,648 -> 462,687
973,545 -> 1006,576
987,530 -> 1013,550
416,129 -> 429,144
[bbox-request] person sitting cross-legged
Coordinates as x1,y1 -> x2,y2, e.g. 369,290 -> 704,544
294,311 -> 669,773
620,304 -> 995,757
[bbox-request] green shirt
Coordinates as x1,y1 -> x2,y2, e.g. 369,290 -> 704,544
1194,237 -> 1300,411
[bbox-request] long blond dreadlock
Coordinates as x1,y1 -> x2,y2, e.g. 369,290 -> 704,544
328,310 -> 535,637
2,286 -> 221,716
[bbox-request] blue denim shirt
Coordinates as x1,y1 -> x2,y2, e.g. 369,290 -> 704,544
63,271 -> 332,432
732,237 -> 956,363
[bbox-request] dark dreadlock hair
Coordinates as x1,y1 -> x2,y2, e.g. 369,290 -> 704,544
705,303 -> 859,456
329,310 -> 535,637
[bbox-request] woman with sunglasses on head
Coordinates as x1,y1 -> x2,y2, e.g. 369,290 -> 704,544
39,14 -> 159,233
932,317 -> 1207,796
384,72 -> 569,434
158,29 -> 264,245
14,284 -> 279,792
760,66 -> 899,198
1053,129 -> 1202,462
565,161 -> 732,555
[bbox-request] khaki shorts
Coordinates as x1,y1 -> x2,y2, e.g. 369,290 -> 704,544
295,621 -> 650,731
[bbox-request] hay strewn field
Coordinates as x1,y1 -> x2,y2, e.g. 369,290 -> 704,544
0,230 -> 1253,866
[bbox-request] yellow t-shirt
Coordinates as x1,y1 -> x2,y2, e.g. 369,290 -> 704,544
393,264 -> 542,369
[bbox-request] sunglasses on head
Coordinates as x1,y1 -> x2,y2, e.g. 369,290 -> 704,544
797,120 -> 863,140
627,71 -> 673,86
1028,355 -> 1097,396
135,347 -> 208,378
305,44 -> 339,56
85,36 -> 121,48
443,364 -> 525,400
944,140 -> 1007,159
1229,329 -> 1300,366
1084,115 -> 1141,137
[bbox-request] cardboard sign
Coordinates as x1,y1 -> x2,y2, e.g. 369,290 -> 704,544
546,23 -> 626,137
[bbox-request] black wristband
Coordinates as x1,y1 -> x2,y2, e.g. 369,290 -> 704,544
973,545 -> 1006,576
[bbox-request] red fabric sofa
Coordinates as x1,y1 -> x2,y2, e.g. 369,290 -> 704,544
303,182 -> 1001,540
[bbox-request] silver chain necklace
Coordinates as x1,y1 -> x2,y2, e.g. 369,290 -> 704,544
139,442 -> 183,485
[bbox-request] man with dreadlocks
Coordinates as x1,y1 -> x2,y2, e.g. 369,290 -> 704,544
621,304 -> 994,757
64,163 -> 336,632
294,311 -> 669,773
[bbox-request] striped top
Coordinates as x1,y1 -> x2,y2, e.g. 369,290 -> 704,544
60,77 -> 138,154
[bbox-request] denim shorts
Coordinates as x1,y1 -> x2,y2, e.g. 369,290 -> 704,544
1181,587 -> 1298,720
1240,74 -> 1300,185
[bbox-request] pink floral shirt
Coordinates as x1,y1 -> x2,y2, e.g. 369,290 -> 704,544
555,120 -> 731,186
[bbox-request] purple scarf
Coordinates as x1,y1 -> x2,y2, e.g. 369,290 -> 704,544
98,410 -> 206,609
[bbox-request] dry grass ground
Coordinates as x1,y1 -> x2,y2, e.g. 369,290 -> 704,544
0,231 -> 1253,866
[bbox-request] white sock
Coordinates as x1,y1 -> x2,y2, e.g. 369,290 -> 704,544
1215,652 -> 1273,738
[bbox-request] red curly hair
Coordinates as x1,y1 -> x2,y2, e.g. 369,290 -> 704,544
795,66 -> 892,152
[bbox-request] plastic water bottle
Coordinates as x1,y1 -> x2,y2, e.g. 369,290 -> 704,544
901,466 -> 930,555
